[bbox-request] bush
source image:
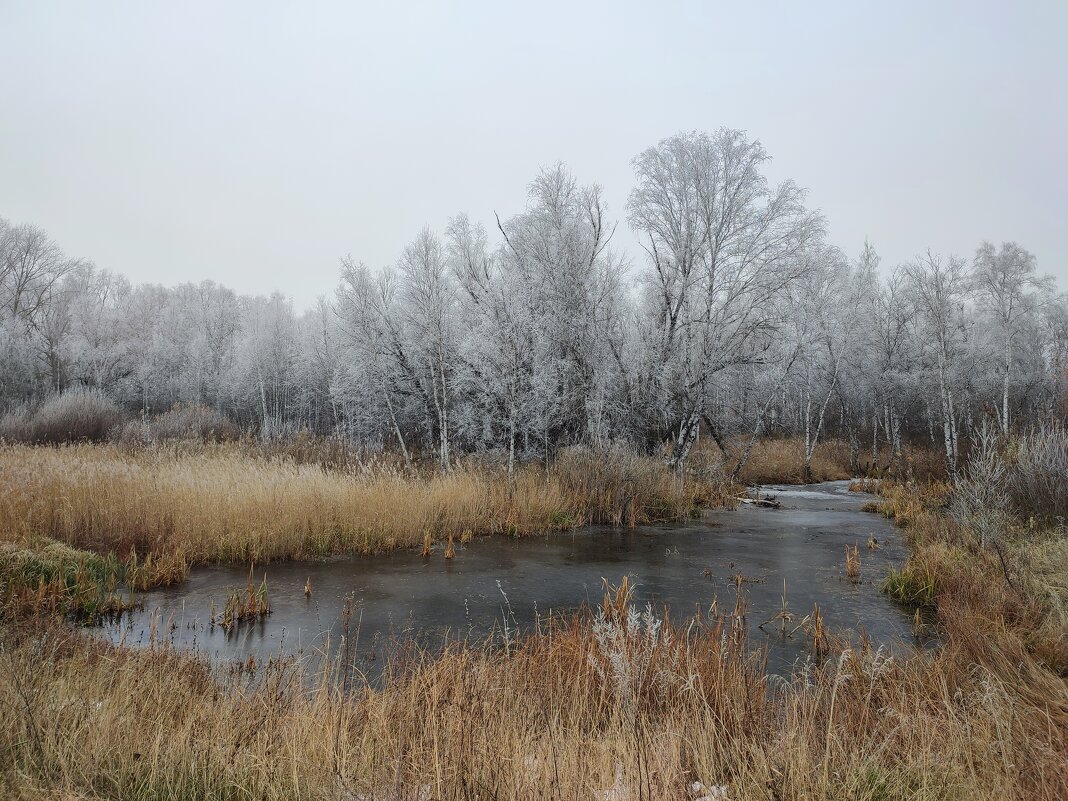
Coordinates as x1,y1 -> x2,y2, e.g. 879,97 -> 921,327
0,403 -> 34,442
1005,426 -> 1068,524
150,403 -> 240,443
950,424 -> 1012,548
116,403 -> 241,444
0,389 -> 122,444
950,425 -> 1068,540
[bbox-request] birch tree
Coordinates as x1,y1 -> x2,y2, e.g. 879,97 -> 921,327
972,241 -> 1049,433
398,228 -> 457,472
447,214 -> 531,478
497,164 -> 624,456
627,129 -> 823,468
905,252 -> 971,474
334,261 -> 413,463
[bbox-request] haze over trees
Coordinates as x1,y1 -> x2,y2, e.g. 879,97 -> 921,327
2,130 -> 1065,474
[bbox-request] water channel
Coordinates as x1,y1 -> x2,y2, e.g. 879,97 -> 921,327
101,481 -> 928,677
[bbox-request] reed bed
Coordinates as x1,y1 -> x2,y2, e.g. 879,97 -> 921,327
0,537 -> 189,622
1,580 -> 1065,801
736,438 -> 945,486
735,438 -> 854,485
0,443 -> 733,566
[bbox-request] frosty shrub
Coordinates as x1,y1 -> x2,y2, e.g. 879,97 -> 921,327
115,404 -> 241,445
0,403 -> 34,442
148,403 -> 240,443
587,578 -> 681,713
0,388 -> 122,444
950,424 -> 1011,548
1005,426 -> 1068,525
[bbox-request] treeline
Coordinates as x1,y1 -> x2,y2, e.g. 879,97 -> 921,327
2,129 -> 1066,474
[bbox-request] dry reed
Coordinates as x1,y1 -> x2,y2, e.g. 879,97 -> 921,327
735,438 -> 854,485
0,443 -> 733,567
845,544 -> 861,583
1,580 -> 1065,800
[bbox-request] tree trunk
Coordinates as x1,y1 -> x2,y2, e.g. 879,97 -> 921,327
507,401 -> 517,484
890,403 -> 902,469
804,357 -> 841,482
1001,340 -> 1011,434
937,355 -> 957,474
668,411 -> 701,471
871,401 -> 881,472
382,387 -> 412,471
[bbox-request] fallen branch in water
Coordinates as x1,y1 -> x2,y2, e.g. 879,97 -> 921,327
736,496 -> 782,508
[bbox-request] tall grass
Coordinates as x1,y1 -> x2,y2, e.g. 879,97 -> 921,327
733,437 -> 853,485
0,443 -> 732,565
870,476 -> 1068,676
0,537 -> 187,621
735,437 -> 946,485
1,584 -> 1065,801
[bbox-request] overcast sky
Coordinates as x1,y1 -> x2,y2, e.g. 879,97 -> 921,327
2,1 -> 1065,309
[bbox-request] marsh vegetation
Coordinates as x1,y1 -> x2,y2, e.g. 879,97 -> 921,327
0,429 -> 1065,799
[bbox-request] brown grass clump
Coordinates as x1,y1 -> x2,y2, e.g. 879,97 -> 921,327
0,442 -> 733,566
124,549 -> 189,592
0,538 -> 132,622
850,477 -> 881,493
214,567 -> 271,631
845,544 -> 861,583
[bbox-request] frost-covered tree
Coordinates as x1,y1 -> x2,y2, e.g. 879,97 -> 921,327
972,241 -> 1050,433
627,129 -> 823,467
904,252 -> 972,473
497,164 -> 625,457
398,228 -> 457,471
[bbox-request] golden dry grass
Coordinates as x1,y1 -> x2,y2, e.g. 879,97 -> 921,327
1,582 -> 1065,801
734,438 -> 854,485
734,438 -> 947,486
0,443 -> 733,566
872,480 -> 1068,677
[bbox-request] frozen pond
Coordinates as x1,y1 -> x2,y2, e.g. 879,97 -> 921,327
101,480 -> 926,677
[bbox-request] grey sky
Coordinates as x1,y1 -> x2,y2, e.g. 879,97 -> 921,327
2,1 -> 1065,309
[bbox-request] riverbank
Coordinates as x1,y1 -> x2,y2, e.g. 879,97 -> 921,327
0,435 -> 932,567
2,558 -> 1065,800
0,442 -> 735,566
